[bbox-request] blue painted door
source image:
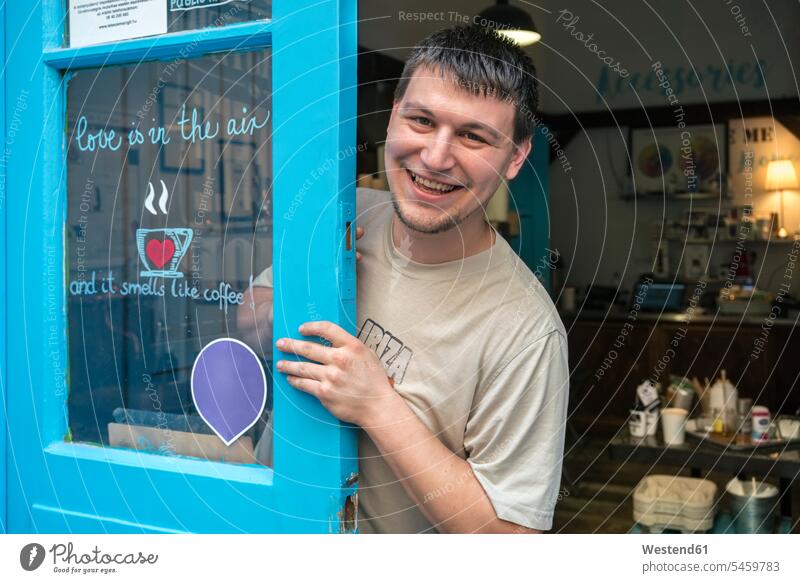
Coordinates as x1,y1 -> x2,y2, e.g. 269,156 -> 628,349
4,0 -> 358,534
0,0 -> 7,536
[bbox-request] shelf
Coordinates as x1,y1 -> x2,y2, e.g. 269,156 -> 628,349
620,192 -> 731,202
657,237 -> 799,245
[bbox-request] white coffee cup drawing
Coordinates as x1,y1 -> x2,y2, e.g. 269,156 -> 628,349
136,227 -> 194,278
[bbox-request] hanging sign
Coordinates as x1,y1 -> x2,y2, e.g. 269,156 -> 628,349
69,0 -> 167,48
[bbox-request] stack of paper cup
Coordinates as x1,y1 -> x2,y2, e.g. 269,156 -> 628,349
662,408 -> 689,446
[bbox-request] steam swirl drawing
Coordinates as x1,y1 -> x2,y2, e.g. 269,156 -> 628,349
136,180 -> 193,278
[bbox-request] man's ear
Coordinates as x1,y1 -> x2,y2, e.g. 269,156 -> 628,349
504,137 -> 532,181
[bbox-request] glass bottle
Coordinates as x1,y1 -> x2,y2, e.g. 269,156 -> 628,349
712,407 -> 725,434
736,398 -> 752,445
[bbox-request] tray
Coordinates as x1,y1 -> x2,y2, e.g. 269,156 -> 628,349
684,419 -> 800,453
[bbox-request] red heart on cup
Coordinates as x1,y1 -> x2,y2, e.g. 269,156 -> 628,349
145,238 -> 176,269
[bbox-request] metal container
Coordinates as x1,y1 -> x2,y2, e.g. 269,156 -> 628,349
727,480 -> 778,534
671,387 -> 694,411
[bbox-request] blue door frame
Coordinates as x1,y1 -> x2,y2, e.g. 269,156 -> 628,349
4,1 -> 358,533
0,0 -> 7,535
509,126 -> 553,291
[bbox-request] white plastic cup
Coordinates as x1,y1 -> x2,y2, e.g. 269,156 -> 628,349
778,418 -> 800,440
661,408 -> 689,446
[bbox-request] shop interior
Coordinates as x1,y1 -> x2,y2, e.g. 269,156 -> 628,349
353,0 -> 800,533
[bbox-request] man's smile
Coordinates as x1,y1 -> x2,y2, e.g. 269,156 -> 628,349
405,169 -> 463,202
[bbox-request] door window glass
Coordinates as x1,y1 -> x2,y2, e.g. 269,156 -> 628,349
65,49 -> 274,466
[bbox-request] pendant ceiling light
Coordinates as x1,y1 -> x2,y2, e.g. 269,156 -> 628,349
478,0 -> 541,47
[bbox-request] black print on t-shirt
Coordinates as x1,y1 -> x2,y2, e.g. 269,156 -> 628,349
357,318 -> 413,385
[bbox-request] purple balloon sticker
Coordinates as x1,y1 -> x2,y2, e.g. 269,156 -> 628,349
191,338 -> 267,446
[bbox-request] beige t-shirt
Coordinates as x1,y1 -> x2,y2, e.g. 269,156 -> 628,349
253,187 -> 569,533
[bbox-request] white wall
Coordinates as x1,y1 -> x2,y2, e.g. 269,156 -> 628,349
551,127 -> 658,293
550,121 -> 800,297
543,1 -> 800,297
535,0 -> 799,113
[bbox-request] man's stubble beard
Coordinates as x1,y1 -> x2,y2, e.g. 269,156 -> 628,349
390,193 -> 465,235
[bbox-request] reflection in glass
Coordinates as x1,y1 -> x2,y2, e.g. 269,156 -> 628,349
167,0 -> 271,33
65,49 -> 273,466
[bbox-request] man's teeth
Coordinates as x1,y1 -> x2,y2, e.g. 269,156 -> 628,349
411,171 -> 456,193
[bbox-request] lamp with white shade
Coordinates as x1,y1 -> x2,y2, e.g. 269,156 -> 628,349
765,159 -> 799,239
478,1 -> 541,47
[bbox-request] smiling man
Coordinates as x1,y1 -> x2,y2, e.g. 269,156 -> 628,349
243,24 -> 568,533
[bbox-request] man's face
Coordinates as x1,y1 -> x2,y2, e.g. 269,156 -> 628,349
385,66 -> 531,234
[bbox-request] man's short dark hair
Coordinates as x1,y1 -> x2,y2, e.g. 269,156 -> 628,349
394,24 -> 539,144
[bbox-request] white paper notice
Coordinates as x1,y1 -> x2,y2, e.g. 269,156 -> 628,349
69,0 -> 168,48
